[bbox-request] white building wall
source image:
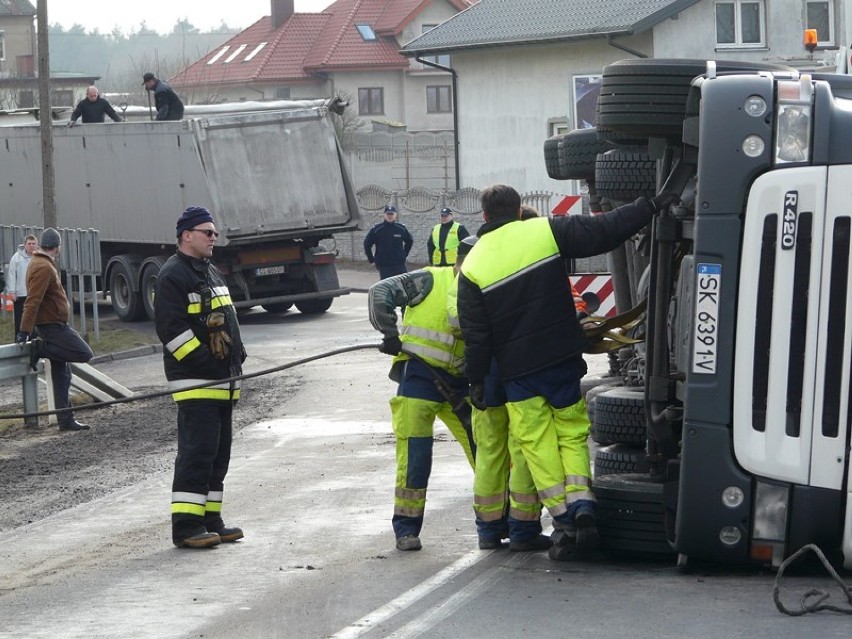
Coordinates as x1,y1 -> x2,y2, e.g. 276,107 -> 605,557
654,0 -> 846,64
451,35 -> 652,194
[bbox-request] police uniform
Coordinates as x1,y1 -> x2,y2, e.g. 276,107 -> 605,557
363,208 -> 414,279
457,196 -> 655,555
155,207 -> 246,548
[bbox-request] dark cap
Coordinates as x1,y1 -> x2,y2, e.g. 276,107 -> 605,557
40,227 -> 61,249
457,235 -> 478,257
440,207 -> 453,217
384,205 -> 397,214
142,72 -> 156,85
176,206 -> 214,237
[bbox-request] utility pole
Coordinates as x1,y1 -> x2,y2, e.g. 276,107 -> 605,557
37,0 -> 56,228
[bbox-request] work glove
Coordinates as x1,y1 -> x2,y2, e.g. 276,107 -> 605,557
649,191 -> 680,214
67,120 -> 77,128
469,383 -> 486,411
206,312 -> 231,360
15,331 -> 30,344
379,336 -> 402,356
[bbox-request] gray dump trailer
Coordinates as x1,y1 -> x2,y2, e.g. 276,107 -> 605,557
0,98 -> 359,321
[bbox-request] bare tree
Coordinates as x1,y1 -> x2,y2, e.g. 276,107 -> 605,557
331,89 -> 364,154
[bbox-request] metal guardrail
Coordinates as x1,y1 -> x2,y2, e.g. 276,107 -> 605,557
354,186 -> 563,217
0,342 -> 40,428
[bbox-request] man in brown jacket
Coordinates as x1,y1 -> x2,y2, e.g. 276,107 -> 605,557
18,228 -> 94,431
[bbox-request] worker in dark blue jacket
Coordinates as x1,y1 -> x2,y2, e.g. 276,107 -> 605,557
363,205 -> 414,279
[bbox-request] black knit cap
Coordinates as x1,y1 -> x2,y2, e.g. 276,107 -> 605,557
176,206 -> 214,237
40,227 -> 61,248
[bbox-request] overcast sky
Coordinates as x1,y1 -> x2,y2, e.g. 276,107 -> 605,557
47,0 -> 335,34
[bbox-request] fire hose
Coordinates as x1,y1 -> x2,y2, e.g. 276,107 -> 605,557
0,343 -> 380,422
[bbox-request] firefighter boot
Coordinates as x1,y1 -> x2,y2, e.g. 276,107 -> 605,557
205,516 -> 244,543
396,535 -> 422,551
548,521 -> 577,561
175,530 -> 221,549
509,534 -> 553,552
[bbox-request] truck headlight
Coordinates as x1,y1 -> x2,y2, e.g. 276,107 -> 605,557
752,481 -> 789,541
774,77 -> 813,165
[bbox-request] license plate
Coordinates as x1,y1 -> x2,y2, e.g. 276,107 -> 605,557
692,263 -> 721,374
255,265 -> 286,277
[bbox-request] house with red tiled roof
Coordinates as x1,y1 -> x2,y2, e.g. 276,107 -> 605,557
171,0 -> 473,132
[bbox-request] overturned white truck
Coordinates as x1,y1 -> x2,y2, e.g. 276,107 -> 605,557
0,98 -> 359,321
548,59 -> 852,569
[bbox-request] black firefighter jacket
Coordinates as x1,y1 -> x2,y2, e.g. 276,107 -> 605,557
154,251 -> 245,402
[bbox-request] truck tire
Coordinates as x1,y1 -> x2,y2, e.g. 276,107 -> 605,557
543,134 -> 563,179
263,302 -> 294,313
592,386 -> 646,446
594,472 -> 674,557
594,444 -> 650,477
295,298 -> 333,314
556,127 -> 611,181
596,58 -> 794,137
595,149 -> 657,201
585,382 -> 620,430
141,259 -> 166,321
596,125 -> 647,148
110,261 -> 145,322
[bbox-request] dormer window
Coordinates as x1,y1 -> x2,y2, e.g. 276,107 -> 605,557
356,24 -> 377,41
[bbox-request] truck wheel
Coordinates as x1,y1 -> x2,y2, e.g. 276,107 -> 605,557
141,260 -> 165,321
585,382 -> 620,431
262,302 -> 293,313
592,386 -> 646,446
110,262 -> 145,322
544,135 -> 563,180
295,298 -> 333,314
596,58 -> 794,137
595,149 -> 657,201
594,444 -> 650,477
557,127 -> 611,181
594,472 -> 674,556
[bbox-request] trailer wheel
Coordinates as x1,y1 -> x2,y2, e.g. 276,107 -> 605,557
594,472 -> 674,557
262,302 -> 293,313
295,298 -> 333,314
592,386 -> 646,446
595,149 -> 657,201
594,444 -> 650,477
141,259 -> 165,321
110,262 -> 145,322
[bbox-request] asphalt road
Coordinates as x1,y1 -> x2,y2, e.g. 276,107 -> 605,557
1,291 -> 849,638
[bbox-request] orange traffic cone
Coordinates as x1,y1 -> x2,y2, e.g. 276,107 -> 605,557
2,293 -> 13,313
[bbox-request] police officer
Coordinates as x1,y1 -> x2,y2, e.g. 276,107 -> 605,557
427,207 -> 469,266
456,184 -> 679,561
363,205 -> 413,279
368,238 -> 478,551
154,206 -> 246,549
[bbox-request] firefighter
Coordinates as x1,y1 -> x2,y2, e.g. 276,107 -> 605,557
154,206 -> 247,549
457,184 -> 678,560
427,207 -> 470,266
367,237 -> 479,551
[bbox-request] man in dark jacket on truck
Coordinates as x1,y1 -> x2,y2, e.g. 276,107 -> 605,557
155,206 -> 246,549
456,184 -> 678,561
68,86 -> 123,126
143,72 -> 185,121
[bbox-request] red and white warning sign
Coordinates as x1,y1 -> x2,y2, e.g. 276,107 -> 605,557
551,195 -> 583,216
570,273 -> 616,317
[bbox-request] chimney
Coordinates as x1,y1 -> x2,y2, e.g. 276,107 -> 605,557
272,0 -> 295,30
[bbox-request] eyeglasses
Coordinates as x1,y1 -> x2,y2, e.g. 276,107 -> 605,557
189,228 -> 219,239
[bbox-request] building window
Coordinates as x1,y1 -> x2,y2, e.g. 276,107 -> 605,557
549,120 -> 569,136
806,1 -> 834,46
356,24 -> 377,41
18,90 -> 34,108
51,89 -> 73,107
426,85 -> 452,113
358,88 -> 384,115
715,1 -> 765,47
275,87 -> 291,100
420,25 -> 451,67
0,32 -> 5,61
